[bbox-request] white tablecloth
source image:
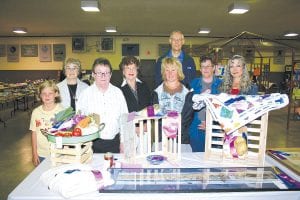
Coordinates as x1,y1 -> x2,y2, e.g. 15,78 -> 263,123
7,153 -> 300,200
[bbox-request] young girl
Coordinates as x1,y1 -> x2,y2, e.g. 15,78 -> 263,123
29,80 -> 64,166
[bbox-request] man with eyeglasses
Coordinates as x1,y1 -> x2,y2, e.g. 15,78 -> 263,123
155,30 -> 196,88
187,56 -> 222,152
77,58 -> 128,153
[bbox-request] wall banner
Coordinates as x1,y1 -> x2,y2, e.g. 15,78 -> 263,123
39,44 -> 52,62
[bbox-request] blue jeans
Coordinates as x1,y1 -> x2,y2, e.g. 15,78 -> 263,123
190,129 -> 205,152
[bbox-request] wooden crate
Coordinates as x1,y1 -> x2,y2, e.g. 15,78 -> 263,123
204,111 -> 268,166
49,141 -> 93,166
121,114 -> 181,163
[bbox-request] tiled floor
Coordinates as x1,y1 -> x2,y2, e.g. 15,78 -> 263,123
0,103 -> 299,200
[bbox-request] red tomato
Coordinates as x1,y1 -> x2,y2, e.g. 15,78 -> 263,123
72,128 -> 82,136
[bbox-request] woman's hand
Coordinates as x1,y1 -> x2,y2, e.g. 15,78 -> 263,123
197,121 -> 206,130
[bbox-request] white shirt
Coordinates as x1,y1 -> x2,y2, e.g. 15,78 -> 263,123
76,83 -> 128,142
57,78 -> 88,109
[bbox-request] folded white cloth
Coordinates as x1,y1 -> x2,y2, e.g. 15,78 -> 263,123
193,93 -> 289,134
40,163 -> 114,198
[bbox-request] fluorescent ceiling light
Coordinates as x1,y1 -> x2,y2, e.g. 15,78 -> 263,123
105,26 -> 117,33
228,2 -> 249,14
198,28 -> 211,34
81,0 -> 100,12
12,27 -> 27,34
284,32 -> 299,37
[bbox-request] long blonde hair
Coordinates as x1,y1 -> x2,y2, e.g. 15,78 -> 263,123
220,55 -> 252,93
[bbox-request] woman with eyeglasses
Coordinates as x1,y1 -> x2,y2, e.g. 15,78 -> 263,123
188,55 -> 222,152
57,58 -> 88,111
220,55 -> 258,95
76,58 -> 128,153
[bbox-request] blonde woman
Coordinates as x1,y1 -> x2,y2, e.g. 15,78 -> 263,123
153,57 -> 191,152
220,55 -> 258,95
153,57 -> 188,114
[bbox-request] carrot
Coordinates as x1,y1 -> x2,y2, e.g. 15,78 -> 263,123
76,117 -> 91,128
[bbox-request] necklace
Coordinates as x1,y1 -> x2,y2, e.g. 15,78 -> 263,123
67,84 -> 78,101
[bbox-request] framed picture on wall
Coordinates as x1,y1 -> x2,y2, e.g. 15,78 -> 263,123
21,44 -> 38,57
7,44 -> 19,62
0,44 -> 6,57
98,37 -> 114,52
53,44 -> 66,61
72,37 -> 86,52
122,44 -> 139,56
39,44 -> 52,62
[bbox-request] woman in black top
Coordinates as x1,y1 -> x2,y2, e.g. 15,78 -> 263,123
119,56 -> 152,112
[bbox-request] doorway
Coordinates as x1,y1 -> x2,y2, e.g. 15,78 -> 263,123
140,59 -> 156,92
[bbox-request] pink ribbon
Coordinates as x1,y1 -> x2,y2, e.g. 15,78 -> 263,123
224,134 -> 239,158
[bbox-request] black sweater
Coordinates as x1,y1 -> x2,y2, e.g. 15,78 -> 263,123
120,81 -> 152,112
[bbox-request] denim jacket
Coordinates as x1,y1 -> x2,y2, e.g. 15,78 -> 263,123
153,83 -> 188,114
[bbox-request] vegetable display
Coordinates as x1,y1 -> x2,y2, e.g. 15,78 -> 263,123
48,107 -> 100,137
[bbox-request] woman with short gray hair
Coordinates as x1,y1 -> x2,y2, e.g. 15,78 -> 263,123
57,58 -> 89,111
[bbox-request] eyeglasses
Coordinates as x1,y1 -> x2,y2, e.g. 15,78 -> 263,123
171,38 -> 183,42
94,71 -> 111,77
201,65 -> 213,69
65,66 -> 79,71
125,66 -> 137,71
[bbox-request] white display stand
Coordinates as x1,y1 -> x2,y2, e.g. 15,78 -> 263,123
205,111 -> 268,165
49,141 -> 93,166
121,113 -> 181,162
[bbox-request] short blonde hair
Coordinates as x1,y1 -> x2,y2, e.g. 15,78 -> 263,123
161,57 -> 185,81
37,80 -> 61,103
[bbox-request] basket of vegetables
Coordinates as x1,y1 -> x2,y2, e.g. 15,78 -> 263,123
47,107 -> 105,144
